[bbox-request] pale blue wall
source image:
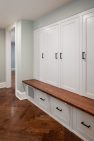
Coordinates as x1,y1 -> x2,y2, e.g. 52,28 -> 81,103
0,29 -> 5,83
15,20 -> 33,92
33,0 -> 94,29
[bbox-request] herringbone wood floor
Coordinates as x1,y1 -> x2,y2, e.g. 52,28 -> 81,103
0,72 -> 83,141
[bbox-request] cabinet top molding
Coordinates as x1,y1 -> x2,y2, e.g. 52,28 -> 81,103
23,79 -> 94,116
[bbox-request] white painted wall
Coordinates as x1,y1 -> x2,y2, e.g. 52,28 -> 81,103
15,20 -> 33,93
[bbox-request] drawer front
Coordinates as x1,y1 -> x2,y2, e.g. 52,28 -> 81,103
35,90 -> 50,112
50,97 -> 71,126
73,109 -> 94,141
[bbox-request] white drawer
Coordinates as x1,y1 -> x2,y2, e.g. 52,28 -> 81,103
35,90 -> 50,112
73,109 -> 94,141
50,97 -> 71,126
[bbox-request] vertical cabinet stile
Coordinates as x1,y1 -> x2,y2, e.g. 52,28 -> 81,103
60,17 -> 80,94
82,12 -> 94,99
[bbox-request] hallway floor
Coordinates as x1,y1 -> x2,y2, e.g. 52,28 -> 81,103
0,80 -> 83,141
11,70 -> 15,89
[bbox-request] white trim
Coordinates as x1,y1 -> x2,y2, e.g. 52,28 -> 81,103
0,82 -> 6,88
6,29 -> 11,88
80,8 -> 94,17
11,68 -> 15,71
5,23 -> 16,88
34,8 -> 94,32
86,93 -> 94,100
16,90 -> 27,100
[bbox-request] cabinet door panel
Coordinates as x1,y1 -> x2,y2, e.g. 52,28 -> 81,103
39,24 -> 60,87
46,24 -> 60,86
60,18 -> 80,93
83,12 -> 94,99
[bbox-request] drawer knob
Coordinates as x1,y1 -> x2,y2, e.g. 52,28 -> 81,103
56,107 -> 62,112
81,121 -> 91,128
40,98 -> 45,101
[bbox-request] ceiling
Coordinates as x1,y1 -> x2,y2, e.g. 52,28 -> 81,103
0,0 -> 72,28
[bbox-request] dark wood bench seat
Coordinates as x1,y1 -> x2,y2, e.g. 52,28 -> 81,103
23,79 -> 94,116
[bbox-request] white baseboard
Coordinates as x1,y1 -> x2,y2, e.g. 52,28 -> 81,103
11,68 -> 15,71
16,90 -> 27,100
0,82 -> 6,88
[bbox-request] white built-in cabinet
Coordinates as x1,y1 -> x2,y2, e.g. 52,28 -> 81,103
24,84 -> 94,141
82,12 -> 94,99
34,9 -> 94,99
39,24 -> 60,87
34,17 -> 80,93
60,18 -> 80,94
73,108 -> 94,141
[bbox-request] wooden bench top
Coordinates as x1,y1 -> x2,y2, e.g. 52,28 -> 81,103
23,79 -> 94,116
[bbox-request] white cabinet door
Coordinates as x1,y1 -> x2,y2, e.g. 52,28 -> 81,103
39,24 -> 60,86
45,24 -> 60,86
60,17 -> 80,94
82,12 -> 94,99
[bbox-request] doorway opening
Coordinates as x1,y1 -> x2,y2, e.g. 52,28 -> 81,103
6,24 -> 16,89
11,28 -> 15,89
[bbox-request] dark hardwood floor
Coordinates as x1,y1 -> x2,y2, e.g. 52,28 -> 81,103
0,73 -> 83,141
11,70 -> 15,89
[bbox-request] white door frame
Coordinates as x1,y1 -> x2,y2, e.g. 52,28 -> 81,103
6,24 -> 15,88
